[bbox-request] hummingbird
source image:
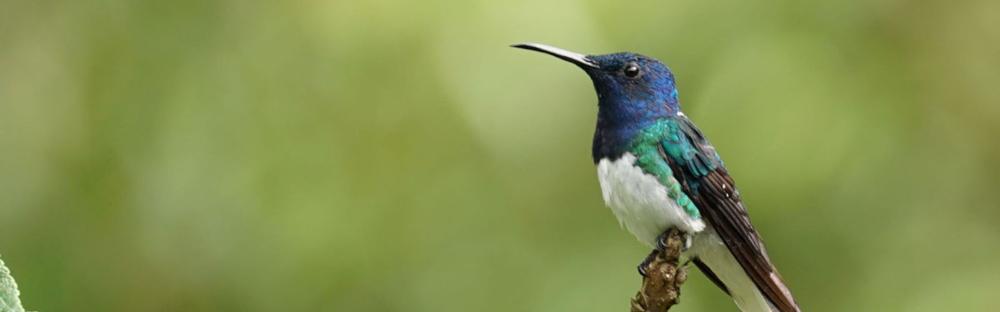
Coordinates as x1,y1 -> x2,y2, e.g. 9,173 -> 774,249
512,43 -> 800,312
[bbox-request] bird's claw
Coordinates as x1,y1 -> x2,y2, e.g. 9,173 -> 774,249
643,230 -> 694,277
637,249 -> 658,277
655,231 -> 694,252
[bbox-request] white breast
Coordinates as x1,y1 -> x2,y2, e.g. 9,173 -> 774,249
596,153 -> 705,247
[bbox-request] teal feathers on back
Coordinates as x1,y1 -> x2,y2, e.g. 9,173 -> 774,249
660,116 -> 722,178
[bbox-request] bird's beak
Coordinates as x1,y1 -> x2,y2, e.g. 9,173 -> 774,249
511,43 -> 599,69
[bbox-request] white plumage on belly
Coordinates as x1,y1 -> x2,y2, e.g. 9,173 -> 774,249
596,153 -> 705,247
597,153 -> 776,312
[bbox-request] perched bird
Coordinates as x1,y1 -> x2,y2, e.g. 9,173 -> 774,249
512,43 -> 800,312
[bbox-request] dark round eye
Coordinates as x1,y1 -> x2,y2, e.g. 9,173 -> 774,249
624,62 -> 641,78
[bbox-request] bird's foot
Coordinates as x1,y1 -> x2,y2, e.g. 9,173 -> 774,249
642,229 -> 694,277
654,231 -> 691,251
655,232 -> 669,251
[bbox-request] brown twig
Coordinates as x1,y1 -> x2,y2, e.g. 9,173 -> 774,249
630,228 -> 686,312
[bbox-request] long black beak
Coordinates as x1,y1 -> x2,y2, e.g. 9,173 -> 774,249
511,43 -> 599,69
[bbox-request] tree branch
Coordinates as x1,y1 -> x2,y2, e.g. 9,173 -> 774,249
630,228 -> 686,312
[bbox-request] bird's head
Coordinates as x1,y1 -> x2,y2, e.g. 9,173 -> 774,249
513,43 -> 681,128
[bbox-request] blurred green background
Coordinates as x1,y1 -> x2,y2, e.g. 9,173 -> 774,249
2,0 -> 999,311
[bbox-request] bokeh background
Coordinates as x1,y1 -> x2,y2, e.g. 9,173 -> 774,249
2,0 -> 999,311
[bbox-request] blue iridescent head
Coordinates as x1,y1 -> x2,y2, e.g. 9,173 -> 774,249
512,43 -> 681,129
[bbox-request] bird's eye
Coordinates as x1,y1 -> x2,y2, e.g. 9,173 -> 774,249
624,62 -> 641,78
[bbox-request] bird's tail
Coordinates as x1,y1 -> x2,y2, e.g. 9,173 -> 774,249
690,233 -> 800,312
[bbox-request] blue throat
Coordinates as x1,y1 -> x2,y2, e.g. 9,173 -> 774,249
588,53 -> 681,163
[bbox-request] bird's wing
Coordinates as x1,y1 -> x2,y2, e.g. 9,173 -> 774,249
660,115 -> 800,312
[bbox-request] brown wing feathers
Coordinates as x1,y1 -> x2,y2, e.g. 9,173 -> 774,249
663,117 -> 800,312
694,169 -> 798,312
